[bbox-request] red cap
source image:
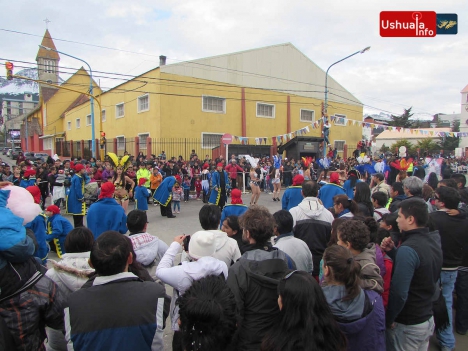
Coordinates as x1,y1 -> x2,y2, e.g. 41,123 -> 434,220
24,169 -> 36,178
26,186 -> 41,204
139,178 -> 147,186
46,205 -> 61,215
217,163 -> 223,168
99,182 -> 115,199
330,172 -> 340,184
202,163 -> 209,170
74,164 -> 84,172
292,174 -> 304,186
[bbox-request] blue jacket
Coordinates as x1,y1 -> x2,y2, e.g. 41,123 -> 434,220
25,213 -> 49,264
281,186 -> 303,210
66,174 -> 85,215
153,176 -> 176,206
19,178 -> 36,188
209,171 -> 230,205
318,183 -> 346,209
86,198 -> 127,239
47,214 -> 74,258
134,185 -> 149,211
219,204 -> 249,229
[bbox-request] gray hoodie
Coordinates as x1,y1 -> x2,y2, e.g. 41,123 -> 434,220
289,197 -> 335,227
322,284 -> 365,322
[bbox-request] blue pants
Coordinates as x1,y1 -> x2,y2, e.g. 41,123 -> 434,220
456,270 -> 468,333
437,270 -> 458,350
173,201 -> 180,211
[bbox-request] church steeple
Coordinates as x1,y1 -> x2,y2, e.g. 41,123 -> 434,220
36,30 -> 60,85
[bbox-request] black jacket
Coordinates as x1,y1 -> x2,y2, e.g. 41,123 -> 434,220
227,244 -> 291,351
429,211 -> 468,268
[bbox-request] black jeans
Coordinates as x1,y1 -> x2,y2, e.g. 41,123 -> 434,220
73,215 -> 84,228
231,178 -> 237,189
456,270 -> 468,333
160,203 -> 174,217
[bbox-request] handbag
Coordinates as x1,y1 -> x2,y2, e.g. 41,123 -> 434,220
432,278 -> 449,332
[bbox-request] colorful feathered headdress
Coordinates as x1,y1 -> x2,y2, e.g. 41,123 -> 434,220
301,156 -> 313,168
107,152 -> 132,171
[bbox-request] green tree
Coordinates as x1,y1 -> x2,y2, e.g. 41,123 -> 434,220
390,139 -> 415,155
439,120 -> 460,151
416,137 -> 440,154
389,107 -> 414,128
380,144 -> 390,153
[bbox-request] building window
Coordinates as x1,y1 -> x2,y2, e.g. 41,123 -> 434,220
334,140 -> 346,151
201,132 -> 224,149
256,103 -> 275,118
101,110 -> 106,122
202,96 -> 226,113
139,133 -> 149,149
116,136 -> 125,150
86,114 -> 91,126
76,118 -> 81,129
137,95 -> 149,113
43,137 -> 53,150
44,60 -> 55,73
334,114 -> 347,126
300,109 -> 315,122
116,103 -> 125,118
67,121 -> 71,130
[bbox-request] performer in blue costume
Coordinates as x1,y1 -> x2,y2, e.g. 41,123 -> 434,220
66,164 -> 86,227
25,186 -> 49,264
281,174 -> 305,210
45,205 -> 74,258
219,189 -> 248,229
153,176 -> 177,218
208,163 -> 231,210
342,169 -> 362,200
318,172 -> 346,209
273,152 -> 282,169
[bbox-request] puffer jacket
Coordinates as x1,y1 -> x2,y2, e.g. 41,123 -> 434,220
0,257 -> 65,351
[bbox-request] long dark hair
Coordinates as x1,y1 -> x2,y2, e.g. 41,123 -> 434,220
354,182 -> 374,215
323,245 -> 362,301
427,172 -> 438,190
261,271 -> 347,351
334,194 -> 359,215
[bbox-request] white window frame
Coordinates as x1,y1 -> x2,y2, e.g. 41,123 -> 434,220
300,109 -> 315,123
256,102 -> 275,119
202,95 -> 226,114
334,114 -> 347,126
201,132 -> 224,149
67,121 -> 71,130
101,109 -> 106,122
138,133 -> 150,149
116,103 -> 125,119
43,137 -> 53,150
86,114 -> 91,126
44,59 -> 55,73
334,140 -> 346,151
137,94 -> 150,113
76,118 -> 81,129
116,135 -> 125,150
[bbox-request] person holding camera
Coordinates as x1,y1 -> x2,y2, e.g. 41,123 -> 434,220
156,231 -> 228,351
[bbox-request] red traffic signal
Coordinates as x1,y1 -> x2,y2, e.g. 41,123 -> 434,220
5,62 -> 14,81
100,131 -> 106,137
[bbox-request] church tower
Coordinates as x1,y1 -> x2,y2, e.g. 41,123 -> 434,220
36,29 -> 60,85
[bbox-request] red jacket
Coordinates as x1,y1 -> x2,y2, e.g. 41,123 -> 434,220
225,164 -> 244,180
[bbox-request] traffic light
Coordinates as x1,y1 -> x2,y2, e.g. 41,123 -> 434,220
100,131 -> 106,148
5,62 -> 14,81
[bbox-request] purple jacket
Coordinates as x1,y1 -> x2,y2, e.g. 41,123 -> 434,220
338,290 -> 386,351
375,244 -> 386,278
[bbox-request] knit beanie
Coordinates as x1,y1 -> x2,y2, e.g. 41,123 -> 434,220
188,231 -> 216,260
24,169 -> 36,178
139,178 -> 147,186
99,182 -> 115,199
26,186 -> 41,204
217,163 -> 223,168
330,172 -> 340,184
230,189 -> 243,204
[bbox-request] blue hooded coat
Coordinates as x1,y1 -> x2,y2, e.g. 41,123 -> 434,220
47,214 -> 74,258
86,197 -> 127,239
25,213 -> 49,264
208,171 -> 230,205
281,186 -> 303,210
66,174 -> 85,215
153,176 -> 176,206
318,183 -> 346,209
134,185 -> 149,211
219,204 -> 249,229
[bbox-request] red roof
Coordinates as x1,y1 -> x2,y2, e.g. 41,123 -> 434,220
36,30 -> 60,60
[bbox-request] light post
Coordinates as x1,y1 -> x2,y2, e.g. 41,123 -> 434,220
39,45 -> 96,158
323,46 -> 370,160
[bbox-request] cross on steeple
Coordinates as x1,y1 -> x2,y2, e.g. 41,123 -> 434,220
43,18 -> 51,29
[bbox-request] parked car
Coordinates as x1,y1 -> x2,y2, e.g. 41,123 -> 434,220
24,152 -> 36,162
10,148 -> 24,160
1,147 -> 9,155
34,153 -> 50,163
6,148 -> 13,157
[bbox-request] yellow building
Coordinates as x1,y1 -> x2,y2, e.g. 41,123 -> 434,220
62,43 -> 363,159
23,30 -> 101,156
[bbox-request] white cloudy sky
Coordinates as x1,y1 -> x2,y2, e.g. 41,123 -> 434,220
1,0 -> 467,119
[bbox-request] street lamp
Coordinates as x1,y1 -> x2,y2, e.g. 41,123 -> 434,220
39,45 -> 96,158
323,46 -> 370,160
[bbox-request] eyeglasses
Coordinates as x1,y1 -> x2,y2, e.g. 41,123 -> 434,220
283,270 -> 298,280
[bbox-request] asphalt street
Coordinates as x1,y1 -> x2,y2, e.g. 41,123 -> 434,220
1,156 -> 467,350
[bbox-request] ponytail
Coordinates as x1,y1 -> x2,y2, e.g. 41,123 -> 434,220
343,257 -> 362,301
